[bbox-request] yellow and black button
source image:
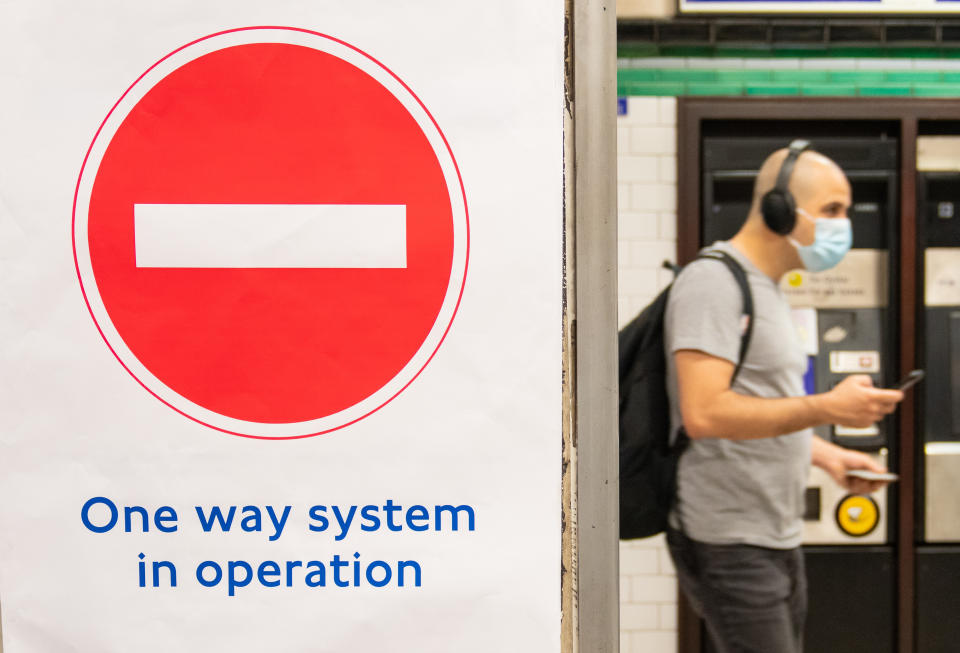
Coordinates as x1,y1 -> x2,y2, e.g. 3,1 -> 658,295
835,494 -> 880,537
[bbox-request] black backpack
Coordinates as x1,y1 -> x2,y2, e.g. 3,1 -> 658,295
618,250 -> 754,540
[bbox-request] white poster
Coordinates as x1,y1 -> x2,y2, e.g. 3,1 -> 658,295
680,0 -> 960,14
781,250 -> 887,310
0,2 -> 564,651
926,247 -> 960,307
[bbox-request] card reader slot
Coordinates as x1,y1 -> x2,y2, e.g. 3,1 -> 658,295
950,312 -> 960,438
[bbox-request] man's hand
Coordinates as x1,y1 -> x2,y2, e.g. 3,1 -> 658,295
811,436 -> 891,494
817,375 -> 903,428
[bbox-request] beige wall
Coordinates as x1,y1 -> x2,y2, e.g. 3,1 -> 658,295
617,0 -> 675,19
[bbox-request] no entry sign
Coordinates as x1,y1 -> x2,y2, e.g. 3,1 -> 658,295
73,27 -> 470,438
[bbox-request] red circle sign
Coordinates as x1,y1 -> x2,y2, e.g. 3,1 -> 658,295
73,28 -> 469,438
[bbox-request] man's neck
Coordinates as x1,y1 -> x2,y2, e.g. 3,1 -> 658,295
729,220 -> 800,282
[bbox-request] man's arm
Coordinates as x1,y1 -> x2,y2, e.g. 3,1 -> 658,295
811,435 -> 890,494
675,349 -> 903,441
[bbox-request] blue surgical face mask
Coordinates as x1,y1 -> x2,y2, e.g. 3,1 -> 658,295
790,210 -> 852,272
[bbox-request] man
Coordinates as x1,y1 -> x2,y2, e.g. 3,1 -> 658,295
664,143 -> 903,653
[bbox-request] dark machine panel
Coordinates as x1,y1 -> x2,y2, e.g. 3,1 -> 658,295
919,171 -> 960,247
803,548 -> 895,653
702,138 -> 898,249
917,547 -> 960,652
918,163 -> 960,544
924,309 -> 960,443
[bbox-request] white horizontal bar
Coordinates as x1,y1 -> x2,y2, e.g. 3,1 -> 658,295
134,204 -> 406,268
927,442 -> 960,456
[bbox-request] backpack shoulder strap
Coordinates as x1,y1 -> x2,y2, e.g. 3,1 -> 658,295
693,250 -> 755,385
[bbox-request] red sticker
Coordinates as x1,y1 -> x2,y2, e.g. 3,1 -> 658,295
73,28 -> 469,438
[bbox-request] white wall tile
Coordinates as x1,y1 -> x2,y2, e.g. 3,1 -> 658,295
660,603 -> 679,631
658,212 -> 677,240
618,295 -> 647,327
620,546 -> 660,575
625,97 -> 660,126
621,602 -> 660,631
657,97 -> 677,126
856,58 -> 913,70
630,183 -> 676,212
628,241 -> 676,267
629,126 -> 676,155
632,630 -> 679,652
659,547 -> 677,575
618,126 -> 631,154
619,155 -> 660,182
659,155 -> 676,183
624,57 -> 687,69
618,183 -> 631,210
913,58 -> 960,70
632,575 -> 678,603
745,57 -> 800,69
618,298 -> 634,329
619,268 -> 658,299
686,57 -> 744,69
619,211 -> 659,240
799,58 -> 858,70
632,532 -> 668,549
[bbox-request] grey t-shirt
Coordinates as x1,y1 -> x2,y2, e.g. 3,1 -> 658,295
665,241 -> 811,549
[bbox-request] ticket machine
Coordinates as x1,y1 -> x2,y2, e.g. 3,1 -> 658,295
701,134 -> 899,653
915,137 -> 960,652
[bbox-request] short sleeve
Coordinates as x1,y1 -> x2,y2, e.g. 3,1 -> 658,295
665,258 -> 745,366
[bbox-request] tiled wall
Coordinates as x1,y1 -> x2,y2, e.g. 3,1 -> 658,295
617,96 -> 679,653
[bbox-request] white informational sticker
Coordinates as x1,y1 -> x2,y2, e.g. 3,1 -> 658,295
0,3 -> 565,652
829,351 -> 881,374
791,308 -> 819,356
925,248 -> 960,307
918,137 -> 960,172
681,0 -> 960,14
835,424 -> 881,437
782,250 -> 887,310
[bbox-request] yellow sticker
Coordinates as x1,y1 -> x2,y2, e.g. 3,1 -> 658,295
836,495 -> 880,537
787,272 -> 804,288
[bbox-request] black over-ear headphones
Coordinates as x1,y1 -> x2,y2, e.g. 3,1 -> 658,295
760,139 -> 812,235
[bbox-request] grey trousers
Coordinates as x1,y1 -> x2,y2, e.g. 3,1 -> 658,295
666,528 -> 807,653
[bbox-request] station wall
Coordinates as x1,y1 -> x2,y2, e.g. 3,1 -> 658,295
616,96 -> 679,653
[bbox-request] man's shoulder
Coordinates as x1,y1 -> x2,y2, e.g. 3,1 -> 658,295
670,253 -> 743,303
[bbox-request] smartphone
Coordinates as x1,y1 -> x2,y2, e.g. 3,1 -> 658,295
845,469 -> 899,482
889,369 -> 924,392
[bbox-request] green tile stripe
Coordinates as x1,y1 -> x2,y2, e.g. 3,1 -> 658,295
616,67 -> 960,98
716,69 -> 771,82
886,70 -> 942,83
857,84 -> 913,96
686,82 -> 745,96
830,70 -> 885,84
746,83 -> 800,96
914,83 -> 960,97
772,70 -> 829,83
801,83 -> 858,97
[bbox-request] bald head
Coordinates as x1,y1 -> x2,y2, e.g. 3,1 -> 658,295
731,146 -> 852,280
748,147 -> 851,227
